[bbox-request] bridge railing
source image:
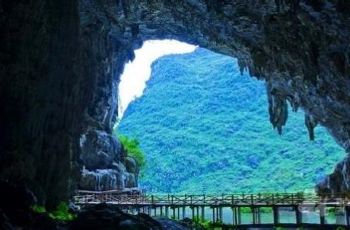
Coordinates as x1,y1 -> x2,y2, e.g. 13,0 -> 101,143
73,191 -> 349,206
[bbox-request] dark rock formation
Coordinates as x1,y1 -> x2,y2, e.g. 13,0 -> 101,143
0,184 -> 183,230
69,204 -> 150,230
1,0 -> 350,207
70,203 -> 189,230
80,130 -> 122,170
0,180 -> 62,230
0,180 -> 37,226
316,155 -> 350,195
78,129 -> 138,191
0,0 -> 81,209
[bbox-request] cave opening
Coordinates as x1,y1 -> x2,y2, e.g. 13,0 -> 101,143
114,39 -> 345,195
2,1 -> 350,228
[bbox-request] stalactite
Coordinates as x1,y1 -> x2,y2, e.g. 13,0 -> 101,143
237,59 -> 246,75
267,84 -> 288,135
287,94 -> 300,112
305,114 -> 318,140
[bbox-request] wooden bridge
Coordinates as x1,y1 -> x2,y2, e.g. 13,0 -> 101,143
74,190 -> 350,229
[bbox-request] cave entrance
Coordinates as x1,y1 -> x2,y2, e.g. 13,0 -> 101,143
115,39 -> 345,195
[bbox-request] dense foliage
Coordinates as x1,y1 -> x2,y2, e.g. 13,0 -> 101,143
117,134 -> 146,168
32,202 -> 75,221
118,48 -> 345,194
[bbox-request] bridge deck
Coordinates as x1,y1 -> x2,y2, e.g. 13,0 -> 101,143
74,192 -> 350,206
73,191 -> 350,229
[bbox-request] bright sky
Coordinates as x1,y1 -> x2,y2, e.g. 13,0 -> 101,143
118,40 -> 197,119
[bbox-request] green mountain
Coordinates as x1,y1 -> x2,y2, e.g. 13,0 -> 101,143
117,48 -> 345,194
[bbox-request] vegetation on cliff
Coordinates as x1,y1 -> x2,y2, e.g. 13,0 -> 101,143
32,202 -> 76,221
117,134 -> 146,169
118,48 -> 345,194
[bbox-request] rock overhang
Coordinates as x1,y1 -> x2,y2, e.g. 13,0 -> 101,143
0,0 -> 349,207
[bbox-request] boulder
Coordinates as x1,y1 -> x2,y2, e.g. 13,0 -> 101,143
69,203 -> 159,230
80,130 -> 123,170
125,157 -> 139,175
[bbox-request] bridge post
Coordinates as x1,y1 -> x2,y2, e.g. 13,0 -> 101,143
165,206 -> 169,217
319,205 -> 326,225
231,207 -> 235,225
216,206 -> 220,222
201,206 -> 205,221
172,206 -> 175,219
212,207 -> 215,223
148,206 -> 151,216
273,206 -> 279,225
252,207 -> 256,224
295,205 -> 302,226
177,207 -> 180,219
191,206 -> 195,221
346,206 -> 350,227
219,207 -> 223,223
238,207 -> 242,225
255,207 -> 262,224
252,207 -> 260,224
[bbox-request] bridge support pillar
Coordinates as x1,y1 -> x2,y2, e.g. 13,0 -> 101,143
219,207 -> 223,222
191,206 -> 195,221
238,207 -> 242,225
273,206 -> 279,225
172,206 -> 176,219
252,207 -> 256,224
201,206 -> 205,221
257,207 -> 261,223
216,207 -> 219,222
252,207 -> 261,224
212,207 -> 215,223
319,205 -> 326,225
346,206 -> 350,227
295,205 -> 302,226
231,207 -> 236,225
182,206 -> 185,219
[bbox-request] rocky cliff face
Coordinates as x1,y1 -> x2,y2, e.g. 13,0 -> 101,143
78,130 -> 138,191
1,0 -> 350,207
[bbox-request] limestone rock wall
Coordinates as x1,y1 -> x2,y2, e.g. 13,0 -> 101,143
78,130 -> 138,191
0,0 -> 81,209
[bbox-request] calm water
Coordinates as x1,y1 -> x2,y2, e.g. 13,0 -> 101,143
128,206 -> 347,225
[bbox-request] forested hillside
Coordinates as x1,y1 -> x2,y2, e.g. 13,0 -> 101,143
117,48 -> 344,194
